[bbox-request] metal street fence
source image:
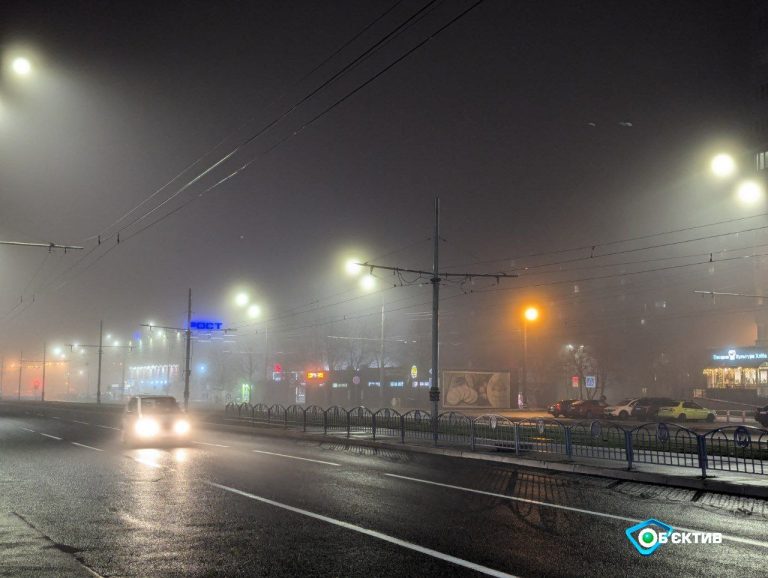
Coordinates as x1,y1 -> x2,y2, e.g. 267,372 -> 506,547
224,403 -> 768,477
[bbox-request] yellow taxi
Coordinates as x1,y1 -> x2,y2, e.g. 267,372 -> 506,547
656,400 -> 716,423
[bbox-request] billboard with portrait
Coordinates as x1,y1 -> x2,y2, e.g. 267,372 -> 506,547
442,370 -> 511,409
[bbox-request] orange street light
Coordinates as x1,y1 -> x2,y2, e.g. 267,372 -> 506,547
524,306 -> 539,322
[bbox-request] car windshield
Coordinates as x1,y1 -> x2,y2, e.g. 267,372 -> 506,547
140,397 -> 180,413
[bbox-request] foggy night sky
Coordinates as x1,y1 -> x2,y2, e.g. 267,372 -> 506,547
0,0 -> 759,376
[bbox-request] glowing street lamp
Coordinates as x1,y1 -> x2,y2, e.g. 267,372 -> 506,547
736,180 -> 764,205
235,292 -> 250,307
11,57 -> 31,76
247,304 -> 261,319
710,153 -> 736,178
360,274 -> 376,291
524,306 -> 539,322
345,258 -> 363,276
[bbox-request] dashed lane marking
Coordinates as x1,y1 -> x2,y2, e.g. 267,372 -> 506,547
192,441 -> 230,448
206,481 -> 517,578
71,442 -> 103,452
251,449 -> 340,466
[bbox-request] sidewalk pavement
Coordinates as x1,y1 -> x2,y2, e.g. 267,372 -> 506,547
204,420 -> 768,499
0,512 -> 95,577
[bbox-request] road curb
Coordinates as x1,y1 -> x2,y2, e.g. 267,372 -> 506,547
201,420 -> 768,499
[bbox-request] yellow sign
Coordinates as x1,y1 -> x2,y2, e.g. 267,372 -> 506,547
410,365 -> 418,379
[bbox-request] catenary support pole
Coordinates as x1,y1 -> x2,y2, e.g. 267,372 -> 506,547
430,197 -> 441,445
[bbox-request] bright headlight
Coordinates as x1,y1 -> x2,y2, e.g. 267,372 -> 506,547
173,419 -> 190,435
135,418 -> 160,437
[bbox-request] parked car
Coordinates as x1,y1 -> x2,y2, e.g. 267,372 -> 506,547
548,399 -> 578,418
656,400 -> 716,423
755,405 -> 768,428
121,395 -> 191,447
604,398 -> 640,419
630,397 -> 677,420
566,399 -> 607,419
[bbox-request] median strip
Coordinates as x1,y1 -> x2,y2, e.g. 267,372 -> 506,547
205,481 -> 517,578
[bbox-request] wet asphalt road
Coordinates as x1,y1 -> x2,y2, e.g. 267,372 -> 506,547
1,410 -> 767,578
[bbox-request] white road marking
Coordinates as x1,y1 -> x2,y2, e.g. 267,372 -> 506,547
96,425 -> 121,431
385,474 -> 768,549
40,433 -> 62,440
192,441 -> 230,448
20,427 -> 35,432
51,416 -> 61,420
206,481 -> 517,578
73,420 -> 90,425
251,449 -> 339,466
71,442 -> 103,452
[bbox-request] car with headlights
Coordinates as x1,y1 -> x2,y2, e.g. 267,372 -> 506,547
604,398 -> 640,419
548,399 -> 577,418
656,400 -> 716,423
121,395 -> 191,446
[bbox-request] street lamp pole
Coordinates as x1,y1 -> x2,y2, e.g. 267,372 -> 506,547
522,320 -> 528,405
41,342 -> 46,402
97,321 -> 103,404
17,350 -> 23,400
184,288 -> 192,411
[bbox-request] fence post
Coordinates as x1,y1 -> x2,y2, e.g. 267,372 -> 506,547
302,408 -> 307,432
742,411 -> 746,424
696,435 -> 708,478
726,411 -> 730,424
346,410 -> 351,438
514,423 -> 520,456
565,426 -> 573,459
323,410 -> 328,435
284,409 -> 288,429
400,415 -> 405,444
267,407 -> 272,424
372,412 -> 377,440
470,419 -> 475,451
624,429 -> 634,471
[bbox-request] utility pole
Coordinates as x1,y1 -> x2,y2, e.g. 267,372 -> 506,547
379,304 -> 385,391
17,350 -> 23,400
429,197 -> 441,444
69,321 -> 132,404
141,289 -> 234,412
97,321 -> 104,404
41,342 -> 47,402
184,288 -> 192,411
359,199 -> 517,444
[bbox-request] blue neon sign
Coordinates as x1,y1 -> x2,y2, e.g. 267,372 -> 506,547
190,321 -> 224,331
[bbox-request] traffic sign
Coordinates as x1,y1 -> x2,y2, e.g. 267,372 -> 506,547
571,376 -> 579,388
585,375 -> 597,389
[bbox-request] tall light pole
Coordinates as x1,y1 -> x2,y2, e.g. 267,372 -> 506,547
41,342 -> 46,402
521,306 -> 540,408
69,322 -> 132,403
17,350 -> 23,400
